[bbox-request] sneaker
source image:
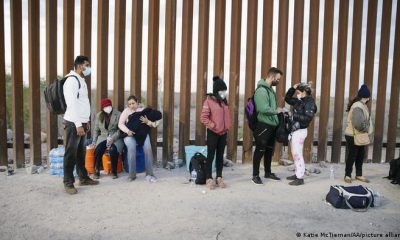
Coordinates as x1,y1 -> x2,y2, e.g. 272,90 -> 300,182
93,173 -> 100,180
146,175 -> 157,183
344,176 -> 352,184
112,174 -> 118,179
79,178 -> 99,186
206,179 -> 215,190
127,176 -> 136,182
286,175 -> 297,180
64,185 -> 78,195
356,176 -> 370,183
289,178 -> 304,186
252,176 -> 263,185
265,173 -> 281,180
216,177 -> 225,188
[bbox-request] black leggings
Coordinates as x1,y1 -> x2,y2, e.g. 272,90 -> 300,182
94,140 -> 119,175
345,135 -> 365,177
206,129 -> 227,179
252,122 -> 276,177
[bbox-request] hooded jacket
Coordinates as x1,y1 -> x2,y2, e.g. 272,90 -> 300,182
284,87 -> 317,129
254,80 -> 279,126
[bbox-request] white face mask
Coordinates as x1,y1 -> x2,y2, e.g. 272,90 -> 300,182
103,106 -> 112,114
296,94 -> 302,100
219,90 -> 227,99
83,66 -> 91,76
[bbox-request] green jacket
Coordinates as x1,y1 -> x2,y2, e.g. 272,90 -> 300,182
254,80 -> 279,126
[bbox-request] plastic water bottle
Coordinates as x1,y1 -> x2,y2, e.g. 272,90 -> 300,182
191,170 -> 197,186
174,159 -> 180,170
373,192 -> 381,207
330,166 -> 335,180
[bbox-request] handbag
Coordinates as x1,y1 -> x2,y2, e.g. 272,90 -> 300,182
353,131 -> 370,146
326,185 -> 374,212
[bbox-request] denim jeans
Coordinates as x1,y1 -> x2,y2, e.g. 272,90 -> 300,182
124,135 -> 154,177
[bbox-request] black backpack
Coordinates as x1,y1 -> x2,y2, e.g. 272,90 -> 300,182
275,112 -> 291,145
44,75 -> 80,114
189,153 -> 207,185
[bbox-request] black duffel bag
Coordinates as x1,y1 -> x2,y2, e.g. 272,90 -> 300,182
326,185 -> 374,212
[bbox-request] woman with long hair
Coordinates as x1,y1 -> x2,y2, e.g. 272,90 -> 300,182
284,82 -> 317,186
344,84 -> 373,183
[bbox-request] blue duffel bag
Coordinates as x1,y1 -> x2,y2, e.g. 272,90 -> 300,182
326,185 -> 374,212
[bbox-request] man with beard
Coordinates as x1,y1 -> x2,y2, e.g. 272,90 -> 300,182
252,67 -> 284,185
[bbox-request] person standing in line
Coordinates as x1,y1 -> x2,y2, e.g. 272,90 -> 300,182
344,84 -> 373,184
252,67 -> 284,185
284,82 -> 317,186
63,56 -> 99,195
200,76 -> 231,190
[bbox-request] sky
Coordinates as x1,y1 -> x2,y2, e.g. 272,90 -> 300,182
2,0 -> 398,98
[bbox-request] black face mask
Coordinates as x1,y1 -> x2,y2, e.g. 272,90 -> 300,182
271,80 -> 279,86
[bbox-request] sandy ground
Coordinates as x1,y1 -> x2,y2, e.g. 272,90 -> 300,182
0,162 -> 399,240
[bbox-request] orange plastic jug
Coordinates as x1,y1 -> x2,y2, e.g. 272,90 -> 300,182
117,155 -> 123,173
85,147 -> 95,174
102,153 -> 112,174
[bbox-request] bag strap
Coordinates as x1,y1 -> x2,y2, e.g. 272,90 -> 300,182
64,75 -> 81,99
338,186 -> 373,212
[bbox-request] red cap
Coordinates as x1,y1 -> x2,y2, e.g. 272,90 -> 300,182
100,98 -> 112,109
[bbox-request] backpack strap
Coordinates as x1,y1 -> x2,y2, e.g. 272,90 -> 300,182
64,75 -> 81,99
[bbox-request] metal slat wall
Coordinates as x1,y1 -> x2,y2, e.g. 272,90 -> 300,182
195,0 -> 210,146
226,0 -> 242,163
113,0 -> 126,112
96,0 -> 109,112
304,0 -> 320,163
147,0 -> 160,162
273,0 -> 289,162
317,0 -> 334,163
28,0 -> 41,166
3,0 -> 400,169
373,0 -> 393,163
46,0 -> 58,152
0,0 -> 6,167
348,0 -> 363,100
261,0 -> 273,77
178,0 -> 193,159
80,0 -> 92,102
386,0 -> 400,162
213,0 -> 226,78
10,0 -> 24,168
331,0 -> 349,163
291,0 -> 304,86
242,0 -> 258,163
63,0 -> 74,76
130,0 -> 143,100
162,0 -> 177,166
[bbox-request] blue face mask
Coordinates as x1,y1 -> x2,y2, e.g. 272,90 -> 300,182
83,66 -> 91,76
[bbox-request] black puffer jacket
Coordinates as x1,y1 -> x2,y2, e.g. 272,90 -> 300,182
285,87 -> 317,129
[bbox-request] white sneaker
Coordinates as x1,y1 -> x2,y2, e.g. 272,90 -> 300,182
146,175 -> 157,183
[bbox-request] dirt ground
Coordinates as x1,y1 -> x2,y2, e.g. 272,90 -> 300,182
0,162 -> 399,240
